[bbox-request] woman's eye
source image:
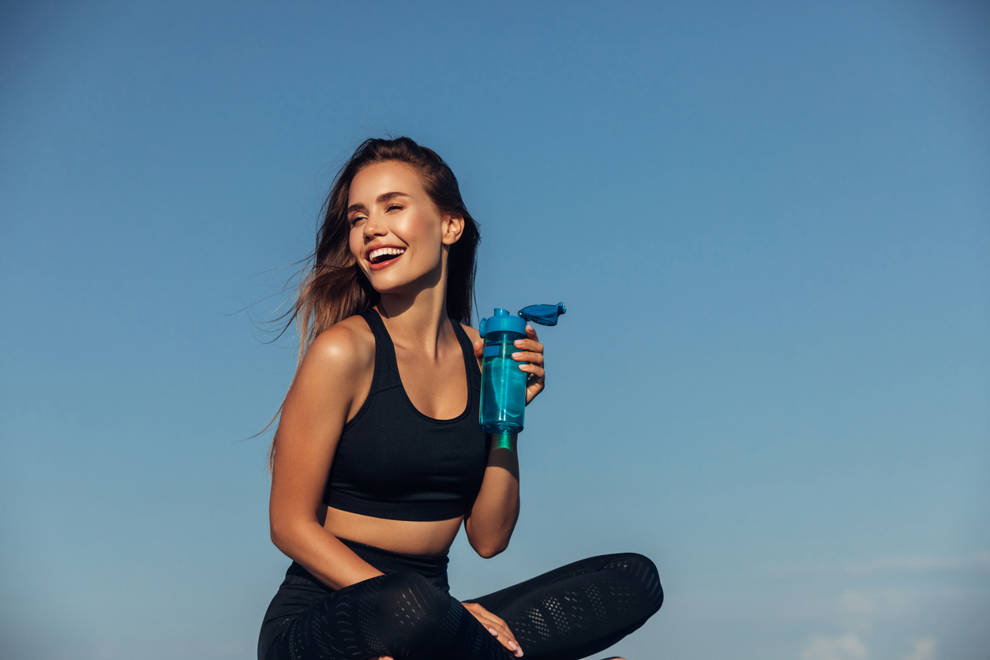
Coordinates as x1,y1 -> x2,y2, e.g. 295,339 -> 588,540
349,216 -> 366,226
386,204 -> 402,212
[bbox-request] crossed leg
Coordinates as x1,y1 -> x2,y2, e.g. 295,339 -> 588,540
462,552 -> 663,660
263,552 -> 661,660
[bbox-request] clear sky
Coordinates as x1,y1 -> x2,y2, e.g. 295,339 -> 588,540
2,2 -> 988,659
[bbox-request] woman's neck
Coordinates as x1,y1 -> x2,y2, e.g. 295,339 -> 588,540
376,287 -> 453,360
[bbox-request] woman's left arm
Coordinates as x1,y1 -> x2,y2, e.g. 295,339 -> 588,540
464,434 -> 520,557
464,324 -> 545,557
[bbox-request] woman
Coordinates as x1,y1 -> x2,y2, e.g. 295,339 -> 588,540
257,137 -> 663,660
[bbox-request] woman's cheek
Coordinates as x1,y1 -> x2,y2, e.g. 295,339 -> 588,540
349,232 -> 364,260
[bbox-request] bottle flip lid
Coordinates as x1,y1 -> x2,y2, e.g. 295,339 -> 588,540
479,302 -> 566,337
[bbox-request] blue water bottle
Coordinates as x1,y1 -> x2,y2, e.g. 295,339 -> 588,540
479,302 -> 566,448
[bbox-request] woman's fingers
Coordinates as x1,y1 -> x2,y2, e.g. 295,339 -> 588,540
513,339 -> 544,353
520,364 -> 545,379
512,350 -> 544,365
513,331 -> 543,357
512,325 -> 546,406
484,617 -> 523,657
462,602 -> 524,657
523,375 -> 545,404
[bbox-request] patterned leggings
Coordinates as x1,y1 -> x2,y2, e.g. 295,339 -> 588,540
258,538 -> 663,660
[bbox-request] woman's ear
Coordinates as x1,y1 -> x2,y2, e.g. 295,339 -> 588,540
441,214 -> 465,246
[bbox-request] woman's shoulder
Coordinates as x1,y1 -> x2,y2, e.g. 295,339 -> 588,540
306,314 -> 375,375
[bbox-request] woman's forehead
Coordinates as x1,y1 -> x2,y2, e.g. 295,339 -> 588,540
349,160 -> 423,202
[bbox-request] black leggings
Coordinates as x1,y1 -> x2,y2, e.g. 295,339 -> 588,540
257,537 -> 663,660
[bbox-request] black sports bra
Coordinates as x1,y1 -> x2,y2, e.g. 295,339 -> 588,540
322,308 -> 491,521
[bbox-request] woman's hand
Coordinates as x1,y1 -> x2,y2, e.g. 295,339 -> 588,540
461,601 -> 524,657
472,324 -> 546,406
370,599 -> 528,660
514,324 -> 545,405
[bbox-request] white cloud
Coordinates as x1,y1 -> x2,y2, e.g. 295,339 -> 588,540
902,637 -> 936,660
800,634 -> 868,660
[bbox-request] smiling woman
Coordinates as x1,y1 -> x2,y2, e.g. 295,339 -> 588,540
255,137 -> 663,660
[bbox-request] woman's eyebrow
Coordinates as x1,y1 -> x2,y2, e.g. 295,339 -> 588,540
347,191 -> 410,214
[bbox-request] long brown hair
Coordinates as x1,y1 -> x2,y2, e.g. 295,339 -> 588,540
261,137 -> 481,473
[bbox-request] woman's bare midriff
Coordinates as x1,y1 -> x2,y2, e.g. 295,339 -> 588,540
321,505 -> 463,556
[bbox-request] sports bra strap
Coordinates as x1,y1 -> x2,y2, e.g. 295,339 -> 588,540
358,308 -> 402,394
449,320 -> 481,391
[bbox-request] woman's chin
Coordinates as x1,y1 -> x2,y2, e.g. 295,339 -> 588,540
370,264 -> 443,296
368,276 -> 415,297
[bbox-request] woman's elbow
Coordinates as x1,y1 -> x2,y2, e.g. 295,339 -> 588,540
472,538 -> 509,558
269,513 -> 314,551
269,520 -> 290,551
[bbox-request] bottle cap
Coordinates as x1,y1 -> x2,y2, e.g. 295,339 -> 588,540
479,303 -> 567,338
518,302 -> 566,326
480,307 -> 527,338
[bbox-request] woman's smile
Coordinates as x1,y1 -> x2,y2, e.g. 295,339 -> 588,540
368,247 -> 406,270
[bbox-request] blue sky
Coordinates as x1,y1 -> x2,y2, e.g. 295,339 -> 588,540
1,2 -> 988,659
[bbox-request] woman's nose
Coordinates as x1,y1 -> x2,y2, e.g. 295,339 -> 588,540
363,212 -> 387,238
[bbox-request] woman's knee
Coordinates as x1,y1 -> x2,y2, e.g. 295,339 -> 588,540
377,570 -> 446,608
604,552 -> 664,614
374,571 -> 453,651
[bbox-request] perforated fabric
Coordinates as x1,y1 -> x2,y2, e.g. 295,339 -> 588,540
258,543 -> 662,660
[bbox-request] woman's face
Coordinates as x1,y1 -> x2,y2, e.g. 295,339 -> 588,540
347,160 -> 462,296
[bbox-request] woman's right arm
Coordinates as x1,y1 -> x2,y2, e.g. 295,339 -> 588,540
268,323 -> 386,590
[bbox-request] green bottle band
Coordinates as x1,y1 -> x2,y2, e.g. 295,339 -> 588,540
493,430 -> 516,451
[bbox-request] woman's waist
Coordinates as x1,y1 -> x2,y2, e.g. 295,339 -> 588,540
322,505 -> 462,555
286,535 -> 451,593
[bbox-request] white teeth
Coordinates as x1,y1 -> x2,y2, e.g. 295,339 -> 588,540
369,247 -> 406,262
